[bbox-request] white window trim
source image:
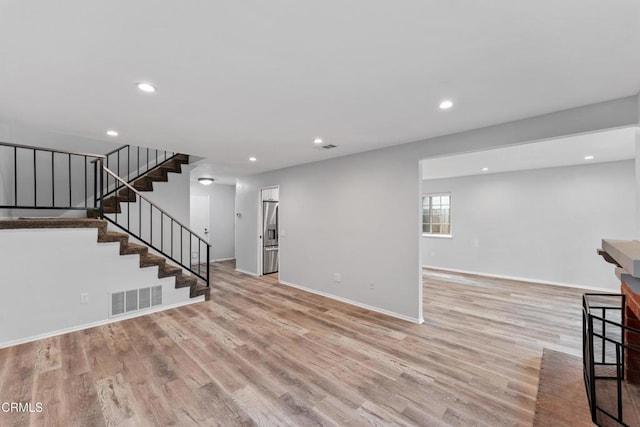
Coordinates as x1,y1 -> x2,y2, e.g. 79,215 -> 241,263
422,193 -> 452,238
422,233 -> 453,238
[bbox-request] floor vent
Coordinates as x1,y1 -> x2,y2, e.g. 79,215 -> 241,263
111,285 -> 162,317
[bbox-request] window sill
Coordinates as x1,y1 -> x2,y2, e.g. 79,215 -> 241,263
422,234 -> 452,239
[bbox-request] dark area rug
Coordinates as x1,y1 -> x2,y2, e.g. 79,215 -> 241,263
534,348 -> 594,426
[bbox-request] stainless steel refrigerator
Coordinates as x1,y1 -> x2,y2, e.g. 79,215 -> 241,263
262,201 -> 279,274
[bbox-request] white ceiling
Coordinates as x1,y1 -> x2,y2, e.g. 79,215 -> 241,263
421,126 -> 637,180
0,1 -> 639,179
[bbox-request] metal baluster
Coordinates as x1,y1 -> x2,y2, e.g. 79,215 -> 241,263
206,244 -> 210,286
150,203 -> 153,247
588,313 -> 596,422
198,238 -> 201,274
189,232 -> 192,272
161,213 -> 164,252
127,148 -> 131,229
51,152 -> 55,207
622,294 -> 626,379
171,219 -> 174,259
84,156 -> 87,208
602,308 -> 607,363
180,226 -> 183,265
33,149 -> 36,206
13,147 -> 17,205
616,344 -> 623,421
68,154 -> 72,207
99,159 -> 104,216
93,160 -> 97,209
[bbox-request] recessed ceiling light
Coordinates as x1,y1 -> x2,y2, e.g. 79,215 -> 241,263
106,130 -> 119,137
198,177 -> 214,185
249,157 -> 257,162
584,155 -> 595,160
313,138 -> 323,144
439,100 -> 453,110
481,167 -> 489,171
137,82 -> 156,93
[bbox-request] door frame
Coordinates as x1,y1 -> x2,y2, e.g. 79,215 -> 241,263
190,193 -> 211,262
258,185 -> 279,276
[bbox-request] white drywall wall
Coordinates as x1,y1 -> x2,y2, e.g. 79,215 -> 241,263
0,228 -> 200,347
235,96 -> 638,322
421,160 -> 636,290
190,182 -> 236,261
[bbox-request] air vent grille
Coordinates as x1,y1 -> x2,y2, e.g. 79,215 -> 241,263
110,286 -> 162,318
314,144 -> 338,150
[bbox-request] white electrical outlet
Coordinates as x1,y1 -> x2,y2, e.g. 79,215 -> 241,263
334,273 -> 341,283
369,282 -> 375,290
80,292 -> 89,304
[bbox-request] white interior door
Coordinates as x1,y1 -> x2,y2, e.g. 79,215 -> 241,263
190,194 -> 210,263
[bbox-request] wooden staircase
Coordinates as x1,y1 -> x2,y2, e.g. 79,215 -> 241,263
103,154 -> 189,214
0,218 -> 210,300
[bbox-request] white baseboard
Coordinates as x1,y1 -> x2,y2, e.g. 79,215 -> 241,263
278,279 -> 424,324
214,257 -> 236,262
0,297 -> 205,350
235,268 -> 259,277
422,265 -> 613,292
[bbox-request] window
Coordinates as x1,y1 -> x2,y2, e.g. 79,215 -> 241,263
422,194 -> 451,236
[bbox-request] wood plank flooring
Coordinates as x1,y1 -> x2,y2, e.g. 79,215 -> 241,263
0,262 -> 592,426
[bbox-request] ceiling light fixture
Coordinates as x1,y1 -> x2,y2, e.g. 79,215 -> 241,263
198,178 -> 214,185
249,157 -> 257,162
439,100 -> 453,110
584,155 -> 595,160
313,138 -> 323,144
137,82 -> 157,93
482,167 -> 489,171
106,130 -> 119,137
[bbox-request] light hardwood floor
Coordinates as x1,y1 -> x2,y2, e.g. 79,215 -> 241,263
0,262 -> 590,426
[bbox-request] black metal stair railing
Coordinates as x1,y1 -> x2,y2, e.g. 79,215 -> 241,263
97,165 -> 210,287
583,293 -> 640,426
96,144 -> 176,198
0,141 -> 105,211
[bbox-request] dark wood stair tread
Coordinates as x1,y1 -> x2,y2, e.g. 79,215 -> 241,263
121,243 -> 148,255
0,218 -> 105,230
159,264 -> 182,278
140,254 -> 166,266
98,231 -> 129,243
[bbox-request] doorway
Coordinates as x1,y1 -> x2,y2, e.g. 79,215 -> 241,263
190,194 -> 210,264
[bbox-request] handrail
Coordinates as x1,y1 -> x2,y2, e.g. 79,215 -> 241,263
101,166 -> 210,285
0,140 -> 106,159
102,167 -> 205,240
